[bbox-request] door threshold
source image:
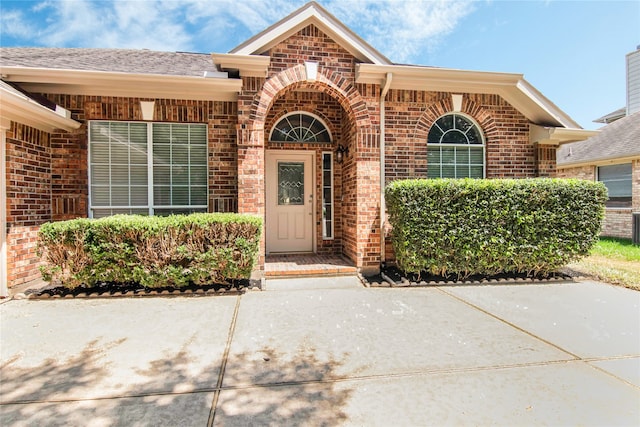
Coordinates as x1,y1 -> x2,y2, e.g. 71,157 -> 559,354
264,254 -> 357,278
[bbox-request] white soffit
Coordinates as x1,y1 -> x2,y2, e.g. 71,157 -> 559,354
230,1 -> 390,65
210,53 -> 271,77
530,124 -> 598,146
357,63 -> 581,128
0,81 -> 80,132
0,67 -> 243,102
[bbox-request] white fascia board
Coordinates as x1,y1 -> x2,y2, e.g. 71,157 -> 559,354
357,64 -> 580,128
230,2 -> 390,65
512,79 -> 581,129
0,67 -> 242,101
557,154 -> 640,169
0,84 -> 81,132
211,53 -> 271,77
357,64 -> 521,89
530,124 -> 598,145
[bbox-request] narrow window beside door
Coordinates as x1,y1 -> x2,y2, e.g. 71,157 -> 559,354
322,152 -> 334,239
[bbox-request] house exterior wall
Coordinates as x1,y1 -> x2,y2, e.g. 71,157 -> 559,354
5,96 -> 239,288
557,162 -> 640,239
44,95 -> 240,216
382,91 -> 535,184
4,22 -> 574,286
243,24 -> 381,272
6,123 -> 51,286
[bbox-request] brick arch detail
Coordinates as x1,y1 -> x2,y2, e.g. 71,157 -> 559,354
266,109 -> 338,144
413,97 -> 495,142
249,64 -> 373,132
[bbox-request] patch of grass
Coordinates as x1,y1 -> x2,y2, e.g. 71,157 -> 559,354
567,237 -> 640,291
588,237 -> 640,262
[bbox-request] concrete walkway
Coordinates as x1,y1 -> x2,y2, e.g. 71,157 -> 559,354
1,278 -> 638,426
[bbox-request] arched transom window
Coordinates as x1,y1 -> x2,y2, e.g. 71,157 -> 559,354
427,113 -> 485,178
270,112 -> 332,143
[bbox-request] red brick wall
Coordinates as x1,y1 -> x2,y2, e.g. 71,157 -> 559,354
383,91 -> 535,184
6,123 -> 51,286
601,209 -> 633,239
5,96 -> 239,287
340,113 -> 359,264
247,25 -> 377,271
269,24 -> 356,78
556,165 -> 595,181
535,145 -> 557,177
45,95 -> 239,214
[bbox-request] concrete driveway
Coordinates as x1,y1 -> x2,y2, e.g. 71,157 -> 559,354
1,278 -> 639,426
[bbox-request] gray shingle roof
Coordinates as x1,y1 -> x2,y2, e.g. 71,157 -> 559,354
593,106 -> 626,124
0,48 -> 217,77
557,111 -> 640,166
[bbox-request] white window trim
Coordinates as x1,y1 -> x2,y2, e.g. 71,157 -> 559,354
322,151 -> 334,240
269,111 -> 332,143
88,120 -> 208,218
427,113 -> 486,179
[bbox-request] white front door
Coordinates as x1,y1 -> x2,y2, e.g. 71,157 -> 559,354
266,151 -> 314,253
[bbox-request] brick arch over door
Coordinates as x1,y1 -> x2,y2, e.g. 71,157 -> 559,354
244,64 -> 382,273
249,64 -> 373,133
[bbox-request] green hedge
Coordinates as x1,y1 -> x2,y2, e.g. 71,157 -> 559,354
38,213 -> 262,288
385,178 -> 607,278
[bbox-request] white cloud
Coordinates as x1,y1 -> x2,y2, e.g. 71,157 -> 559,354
2,0 -> 194,51
0,9 -> 37,39
325,0 -> 475,63
0,0 -> 475,62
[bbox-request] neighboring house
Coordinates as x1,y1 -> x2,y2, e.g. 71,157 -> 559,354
557,111 -> 640,239
0,1 -> 592,295
557,47 -> 640,241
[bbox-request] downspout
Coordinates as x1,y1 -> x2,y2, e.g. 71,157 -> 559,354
380,72 -> 392,267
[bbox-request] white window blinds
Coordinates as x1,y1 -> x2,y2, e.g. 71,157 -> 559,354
89,121 -> 207,217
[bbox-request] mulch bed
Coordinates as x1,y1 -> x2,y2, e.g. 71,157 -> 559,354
22,279 -> 258,300
363,265 -> 573,287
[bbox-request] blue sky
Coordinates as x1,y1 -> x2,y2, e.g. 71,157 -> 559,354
1,0 -> 639,130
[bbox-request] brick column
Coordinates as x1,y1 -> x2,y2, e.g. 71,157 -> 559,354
355,129 -> 381,275
237,124 -> 265,276
535,142 -> 558,177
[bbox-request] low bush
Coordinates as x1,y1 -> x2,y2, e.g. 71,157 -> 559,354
385,178 -> 607,279
38,213 -> 262,288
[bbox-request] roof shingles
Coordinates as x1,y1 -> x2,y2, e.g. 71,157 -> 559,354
0,47 -> 217,77
557,111 -> 640,166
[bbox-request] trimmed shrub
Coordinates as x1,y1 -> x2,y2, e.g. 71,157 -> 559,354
385,178 -> 607,278
37,213 -> 262,288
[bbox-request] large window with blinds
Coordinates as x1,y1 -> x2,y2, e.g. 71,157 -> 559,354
89,121 -> 208,218
597,163 -> 632,208
427,113 -> 485,179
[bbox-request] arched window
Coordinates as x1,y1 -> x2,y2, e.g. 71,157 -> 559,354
270,112 -> 331,143
427,113 -> 485,178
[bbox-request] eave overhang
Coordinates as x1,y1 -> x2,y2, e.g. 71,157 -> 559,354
557,154 -> 640,170
357,63 -> 581,129
0,66 -> 243,102
530,125 -> 598,146
211,53 -> 271,77
230,1 -> 390,65
1,81 -> 81,132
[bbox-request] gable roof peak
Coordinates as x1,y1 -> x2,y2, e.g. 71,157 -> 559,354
230,1 -> 391,65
